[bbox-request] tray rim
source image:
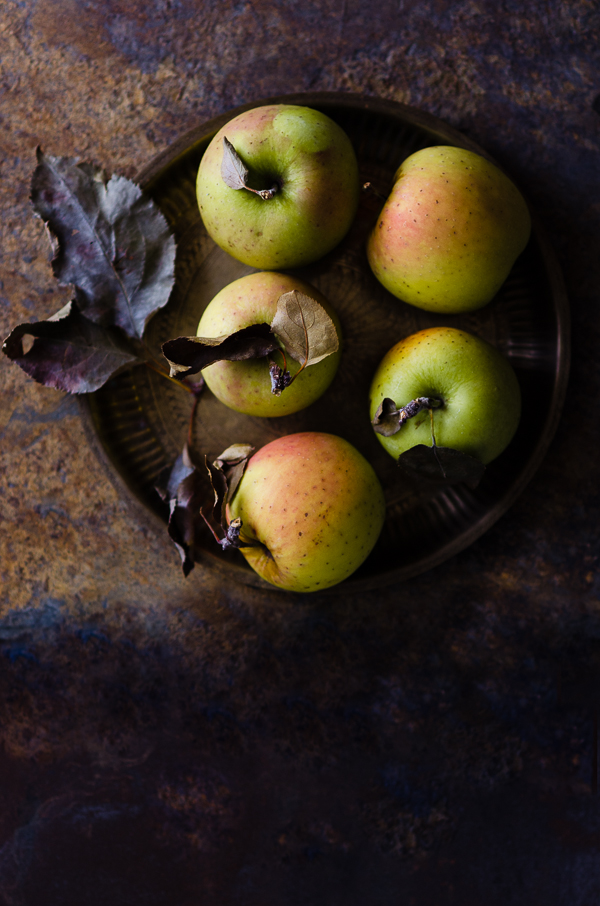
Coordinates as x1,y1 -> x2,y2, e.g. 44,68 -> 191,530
78,91 -> 571,594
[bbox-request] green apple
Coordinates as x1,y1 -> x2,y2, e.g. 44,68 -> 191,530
367,145 -> 531,313
228,432 -> 386,592
197,271 -> 342,417
196,104 -> 360,269
369,327 -> 521,464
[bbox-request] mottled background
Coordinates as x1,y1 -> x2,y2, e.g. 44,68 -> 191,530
1,1 -> 600,904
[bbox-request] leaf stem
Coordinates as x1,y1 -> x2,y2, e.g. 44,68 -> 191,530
283,306 -> 310,387
187,391 -> 200,448
429,408 -> 447,478
145,360 -> 195,394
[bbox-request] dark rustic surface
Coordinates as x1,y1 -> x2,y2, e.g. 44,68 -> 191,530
1,2 -> 599,904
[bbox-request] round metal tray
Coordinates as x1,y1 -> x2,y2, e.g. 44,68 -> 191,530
81,92 -> 570,593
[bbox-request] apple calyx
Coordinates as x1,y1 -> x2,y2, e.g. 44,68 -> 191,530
371,396 -> 443,437
269,360 -> 293,395
221,137 -> 279,200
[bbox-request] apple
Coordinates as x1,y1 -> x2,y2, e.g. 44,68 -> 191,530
228,432 -> 386,592
197,271 -> 342,417
196,104 -> 360,269
369,327 -> 521,465
366,145 -> 531,313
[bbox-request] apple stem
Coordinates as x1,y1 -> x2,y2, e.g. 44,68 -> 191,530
362,181 -> 388,201
372,395 -> 443,436
244,184 -> 279,200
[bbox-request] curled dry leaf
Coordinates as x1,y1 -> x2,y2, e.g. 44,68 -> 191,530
397,444 -> 486,489
372,396 -> 443,437
2,301 -> 141,393
270,290 -> 339,367
162,324 -> 278,379
201,443 -> 270,556
155,443 -> 208,576
203,443 -> 255,538
31,148 -> 176,340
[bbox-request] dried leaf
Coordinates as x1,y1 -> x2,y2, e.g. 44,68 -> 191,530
31,148 -> 176,340
2,301 -> 141,393
155,444 -> 207,576
220,137 -> 279,200
205,443 -> 255,530
397,444 -> 486,489
371,398 -> 403,436
200,444 -> 272,555
162,323 -> 278,379
372,396 -> 443,437
221,137 -> 250,190
270,290 -> 339,367
214,443 -> 255,505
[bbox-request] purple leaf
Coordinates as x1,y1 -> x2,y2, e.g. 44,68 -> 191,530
31,148 -> 176,340
2,301 -> 141,393
155,444 -> 208,576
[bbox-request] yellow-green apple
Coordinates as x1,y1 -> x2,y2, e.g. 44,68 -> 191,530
197,271 -> 342,417
228,432 -> 386,592
369,327 -> 521,464
367,146 -> 531,313
196,104 -> 360,269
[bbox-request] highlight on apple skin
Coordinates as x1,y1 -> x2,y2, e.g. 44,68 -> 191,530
228,432 -> 386,592
369,327 -> 521,465
197,271 -> 342,417
367,145 -> 531,314
196,104 -> 360,269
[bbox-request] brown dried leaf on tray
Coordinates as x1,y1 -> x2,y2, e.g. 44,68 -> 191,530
270,290 -> 339,367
